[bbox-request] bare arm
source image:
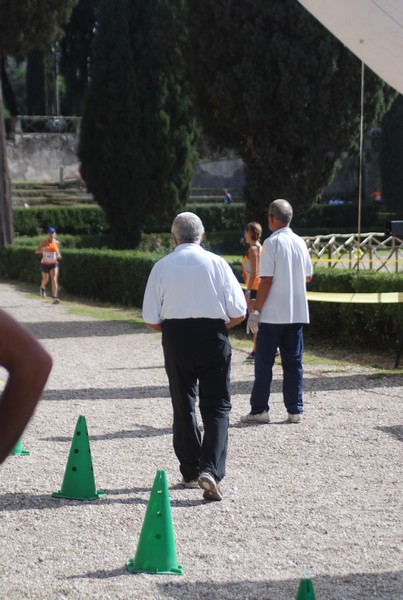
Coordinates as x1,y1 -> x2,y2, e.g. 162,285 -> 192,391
0,310 -> 52,464
250,276 -> 273,312
226,315 -> 246,329
145,323 -> 163,332
34,241 -> 44,255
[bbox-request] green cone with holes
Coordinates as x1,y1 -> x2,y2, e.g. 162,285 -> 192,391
295,578 -> 316,600
127,469 -> 183,574
52,415 -> 105,501
10,438 -> 30,456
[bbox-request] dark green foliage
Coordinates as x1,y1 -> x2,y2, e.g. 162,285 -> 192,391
380,96 -> 403,218
186,0 -> 396,222
0,0 -> 78,249
307,268 -> 403,350
60,0 -> 99,116
0,1 -> 78,55
26,51 -> 45,115
294,202 -> 391,231
0,245 -> 158,308
12,202 -> 391,241
1,247 -> 401,350
79,0 -> 198,248
13,205 -> 109,236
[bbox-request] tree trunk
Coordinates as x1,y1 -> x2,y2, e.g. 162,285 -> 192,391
0,65 -> 14,250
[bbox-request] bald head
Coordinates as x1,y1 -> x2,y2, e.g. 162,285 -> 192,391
268,199 -> 293,225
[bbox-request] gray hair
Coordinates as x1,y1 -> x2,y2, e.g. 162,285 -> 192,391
171,212 -> 205,244
268,199 -> 293,224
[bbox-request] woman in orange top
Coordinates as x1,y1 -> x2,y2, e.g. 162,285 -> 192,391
242,222 -> 262,360
35,227 -> 62,304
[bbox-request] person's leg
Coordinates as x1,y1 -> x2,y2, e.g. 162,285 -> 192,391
280,323 -> 304,415
49,266 -> 59,298
40,267 -> 49,294
196,322 -> 232,483
248,323 -> 281,414
162,321 -> 202,482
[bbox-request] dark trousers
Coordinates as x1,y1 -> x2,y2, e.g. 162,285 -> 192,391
162,319 -> 232,483
250,323 -> 304,415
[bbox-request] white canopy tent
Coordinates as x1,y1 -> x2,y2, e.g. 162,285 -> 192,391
298,0 -> 403,242
297,0 -> 403,94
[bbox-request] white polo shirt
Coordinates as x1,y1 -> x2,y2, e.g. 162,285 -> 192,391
259,227 -> 313,324
142,243 -> 247,324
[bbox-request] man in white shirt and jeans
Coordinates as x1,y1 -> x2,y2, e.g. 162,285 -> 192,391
241,199 -> 313,425
142,212 -> 247,501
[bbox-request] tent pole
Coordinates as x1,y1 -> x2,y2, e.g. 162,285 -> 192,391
357,61 -> 365,270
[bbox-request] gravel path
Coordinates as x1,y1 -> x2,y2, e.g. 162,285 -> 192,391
0,281 -> 401,599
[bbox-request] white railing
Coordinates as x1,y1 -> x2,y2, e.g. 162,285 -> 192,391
303,232 -> 403,273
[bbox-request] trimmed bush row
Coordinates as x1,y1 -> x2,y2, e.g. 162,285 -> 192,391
13,202 -> 392,239
307,268 -> 403,351
1,246 -> 402,351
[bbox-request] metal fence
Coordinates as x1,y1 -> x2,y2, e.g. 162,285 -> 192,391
304,232 -> 403,273
5,116 -> 81,138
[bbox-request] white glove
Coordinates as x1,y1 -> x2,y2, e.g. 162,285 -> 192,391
246,311 -> 260,335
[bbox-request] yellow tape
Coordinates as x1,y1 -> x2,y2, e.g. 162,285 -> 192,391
241,282 -> 402,303
307,291 -> 403,303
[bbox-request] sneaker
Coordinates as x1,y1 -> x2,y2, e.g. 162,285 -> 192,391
52,297 -> 60,304
180,478 -> 199,489
240,410 -> 270,424
287,413 -> 302,423
39,287 -> 46,297
245,352 -> 255,361
198,472 -> 223,501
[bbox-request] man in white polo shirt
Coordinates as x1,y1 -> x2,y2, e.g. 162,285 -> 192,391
240,199 -> 313,425
142,212 -> 247,501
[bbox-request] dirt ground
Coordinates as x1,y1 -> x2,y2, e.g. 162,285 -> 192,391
0,280 -> 402,599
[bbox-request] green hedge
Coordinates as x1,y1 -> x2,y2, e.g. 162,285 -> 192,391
13,205 -> 110,236
13,202 -> 394,241
1,246 -> 401,351
307,268 -> 403,351
0,245 -> 158,307
12,203 -> 246,238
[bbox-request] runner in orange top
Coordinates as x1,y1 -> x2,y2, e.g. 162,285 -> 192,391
242,222 -> 262,360
35,227 -> 62,304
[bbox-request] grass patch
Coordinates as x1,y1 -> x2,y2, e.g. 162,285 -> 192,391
14,280 -> 144,327
5,279 -> 403,373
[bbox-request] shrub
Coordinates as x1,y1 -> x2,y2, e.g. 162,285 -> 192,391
13,205 -> 110,236
307,268 -> 403,351
2,243 -> 401,352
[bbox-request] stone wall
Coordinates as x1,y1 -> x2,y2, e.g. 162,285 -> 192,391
6,134 -> 80,182
6,131 -> 380,202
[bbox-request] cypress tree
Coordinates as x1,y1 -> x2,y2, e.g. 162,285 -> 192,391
186,0 -> 395,223
79,0 -> 198,248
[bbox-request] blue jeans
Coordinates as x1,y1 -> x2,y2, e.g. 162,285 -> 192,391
249,323 -> 304,415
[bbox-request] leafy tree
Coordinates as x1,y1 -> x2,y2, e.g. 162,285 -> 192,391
380,96 -> 403,218
60,0 -> 99,116
0,0 -> 78,248
26,51 -> 46,115
79,0 -> 198,248
186,0 -> 395,223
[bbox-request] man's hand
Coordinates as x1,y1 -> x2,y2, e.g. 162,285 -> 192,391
246,312 -> 259,335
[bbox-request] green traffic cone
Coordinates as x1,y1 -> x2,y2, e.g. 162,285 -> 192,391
10,438 -> 30,456
52,415 -> 105,501
295,577 -> 316,600
127,469 -> 183,575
